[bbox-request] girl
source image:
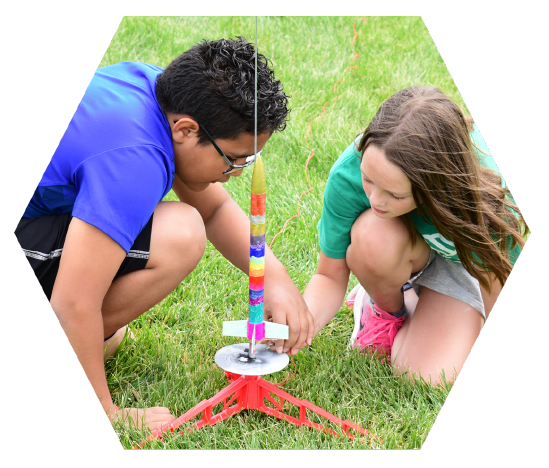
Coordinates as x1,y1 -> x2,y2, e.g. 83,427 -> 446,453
303,86 -> 527,385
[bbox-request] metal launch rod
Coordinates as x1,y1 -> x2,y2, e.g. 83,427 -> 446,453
250,15 -> 259,359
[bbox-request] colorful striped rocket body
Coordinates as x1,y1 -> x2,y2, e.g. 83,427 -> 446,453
248,153 -> 267,341
221,154 -> 288,353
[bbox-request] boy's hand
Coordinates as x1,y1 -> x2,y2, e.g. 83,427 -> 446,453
263,264 -> 314,356
111,407 -> 176,431
173,180 -> 314,355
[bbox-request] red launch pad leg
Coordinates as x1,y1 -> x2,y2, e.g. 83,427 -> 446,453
135,374 -> 381,448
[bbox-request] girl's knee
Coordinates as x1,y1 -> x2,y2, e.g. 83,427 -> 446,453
347,209 -> 411,275
390,303 -> 481,387
392,357 -> 457,387
391,337 -> 444,385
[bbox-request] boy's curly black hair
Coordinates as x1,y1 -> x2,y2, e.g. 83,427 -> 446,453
156,37 -> 290,144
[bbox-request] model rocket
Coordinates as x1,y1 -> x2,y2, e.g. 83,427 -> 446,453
222,153 -> 289,357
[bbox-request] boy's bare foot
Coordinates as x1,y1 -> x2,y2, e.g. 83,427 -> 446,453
112,406 -> 176,431
103,325 -> 135,359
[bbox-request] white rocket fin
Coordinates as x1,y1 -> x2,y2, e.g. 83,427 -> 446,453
222,320 -> 248,337
264,321 -> 289,340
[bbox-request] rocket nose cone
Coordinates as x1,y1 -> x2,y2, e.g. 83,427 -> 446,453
251,153 -> 266,194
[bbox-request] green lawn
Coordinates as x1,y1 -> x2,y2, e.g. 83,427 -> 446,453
102,16 -> 462,449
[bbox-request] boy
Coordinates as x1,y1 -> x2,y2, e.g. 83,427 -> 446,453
15,37 -> 314,430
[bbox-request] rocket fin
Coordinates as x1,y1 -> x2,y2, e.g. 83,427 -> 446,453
222,320 -> 248,337
264,321 -> 289,340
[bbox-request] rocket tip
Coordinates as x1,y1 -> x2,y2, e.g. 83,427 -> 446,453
253,152 -> 264,170
251,152 -> 266,194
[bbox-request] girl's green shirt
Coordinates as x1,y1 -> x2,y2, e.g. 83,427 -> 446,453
318,124 -> 522,266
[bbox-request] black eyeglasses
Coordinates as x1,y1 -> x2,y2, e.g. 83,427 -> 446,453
174,120 -> 261,175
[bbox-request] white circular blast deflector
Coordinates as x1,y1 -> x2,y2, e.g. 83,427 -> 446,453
215,343 -> 289,376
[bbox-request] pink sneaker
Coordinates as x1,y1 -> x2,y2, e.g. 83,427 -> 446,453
346,284 -> 406,359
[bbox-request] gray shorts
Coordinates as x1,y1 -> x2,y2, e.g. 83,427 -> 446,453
409,249 -> 486,320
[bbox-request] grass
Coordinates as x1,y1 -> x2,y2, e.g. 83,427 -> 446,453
100,16 -> 464,449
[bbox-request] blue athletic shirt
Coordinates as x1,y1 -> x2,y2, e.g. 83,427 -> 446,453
23,62 -> 175,253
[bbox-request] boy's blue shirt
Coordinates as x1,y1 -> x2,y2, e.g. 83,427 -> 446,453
24,62 -> 175,253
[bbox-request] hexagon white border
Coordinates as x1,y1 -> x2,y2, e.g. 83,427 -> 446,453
2,5 -> 546,465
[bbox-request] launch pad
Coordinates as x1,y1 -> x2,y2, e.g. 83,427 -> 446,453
214,343 -> 289,376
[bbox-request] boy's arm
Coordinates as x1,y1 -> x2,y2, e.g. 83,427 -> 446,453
303,252 -> 350,337
173,177 -> 315,354
50,217 -> 126,418
49,217 -> 173,428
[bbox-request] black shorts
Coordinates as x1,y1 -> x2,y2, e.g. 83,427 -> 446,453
15,212 -> 154,301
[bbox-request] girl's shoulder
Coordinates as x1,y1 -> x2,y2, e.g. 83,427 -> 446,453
324,137 -> 369,207
328,135 -> 363,176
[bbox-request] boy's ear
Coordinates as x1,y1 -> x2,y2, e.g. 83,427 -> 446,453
171,117 -> 200,144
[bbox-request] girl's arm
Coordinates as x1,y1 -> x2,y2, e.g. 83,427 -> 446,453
303,252 -> 351,337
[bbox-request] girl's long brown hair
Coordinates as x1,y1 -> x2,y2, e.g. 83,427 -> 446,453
358,86 -> 528,292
